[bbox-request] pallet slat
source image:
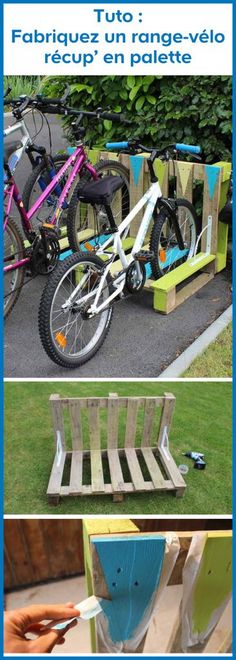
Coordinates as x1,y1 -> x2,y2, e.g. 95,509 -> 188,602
141,398 -> 156,447
69,450 -> 83,494
107,450 -> 126,492
107,394 -> 119,449
91,450 -> 105,493
125,398 -> 139,447
141,447 -> 165,489
47,451 -> 66,496
125,448 -> 150,491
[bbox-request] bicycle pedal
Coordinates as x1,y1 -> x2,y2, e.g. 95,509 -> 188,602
134,250 -> 155,263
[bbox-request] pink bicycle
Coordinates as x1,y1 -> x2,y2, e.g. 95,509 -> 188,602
4,95 -> 129,317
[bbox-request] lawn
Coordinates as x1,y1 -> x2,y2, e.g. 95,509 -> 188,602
4,381 -> 232,515
184,323 -> 232,377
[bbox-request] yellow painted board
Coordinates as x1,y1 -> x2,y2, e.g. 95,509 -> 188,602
151,253 -> 215,293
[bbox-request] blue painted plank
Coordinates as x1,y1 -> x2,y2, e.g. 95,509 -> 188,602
93,535 -> 165,643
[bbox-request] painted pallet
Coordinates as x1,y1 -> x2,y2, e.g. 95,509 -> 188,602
59,154 -> 231,315
83,521 -> 232,654
47,392 -> 186,504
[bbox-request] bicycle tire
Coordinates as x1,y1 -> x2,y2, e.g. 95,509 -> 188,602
150,198 -> 198,279
67,159 -> 130,252
22,153 -> 69,240
38,252 -> 113,368
4,218 -> 25,318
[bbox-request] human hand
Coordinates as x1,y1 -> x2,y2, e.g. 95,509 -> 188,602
4,602 -> 79,653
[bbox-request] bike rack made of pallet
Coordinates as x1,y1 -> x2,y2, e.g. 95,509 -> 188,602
47,392 -> 186,504
84,520 -> 232,654
61,151 -> 231,314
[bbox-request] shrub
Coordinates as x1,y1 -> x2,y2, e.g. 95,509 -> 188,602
41,75 -> 232,163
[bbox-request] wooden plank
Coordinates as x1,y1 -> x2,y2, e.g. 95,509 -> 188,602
141,447 -> 165,489
151,253 -> 215,293
176,162 -> 193,202
83,518 -> 138,653
157,393 -> 176,448
125,398 -> 139,447
203,599 -> 232,653
107,449 -> 126,492
50,393 -> 66,450
91,533 -> 166,652
90,450 -> 105,493
69,450 -> 83,494
202,165 -> 222,256
88,401 -> 100,450
158,448 -> 186,492
129,155 -> 144,237
47,451 -> 66,495
107,393 -> 119,449
125,448 -> 150,491
69,399 -> 83,450
141,398 -> 157,447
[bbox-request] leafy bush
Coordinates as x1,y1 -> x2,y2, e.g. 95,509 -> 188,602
41,75 -> 232,163
4,76 -> 42,105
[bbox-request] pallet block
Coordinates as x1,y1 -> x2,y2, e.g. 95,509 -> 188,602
47,392 -> 186,504
83,523 -> 232,654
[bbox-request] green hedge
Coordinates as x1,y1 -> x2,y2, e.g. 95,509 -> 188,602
41,75 -> 232,163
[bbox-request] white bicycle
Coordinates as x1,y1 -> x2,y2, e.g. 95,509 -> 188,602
39,140 -> 200,368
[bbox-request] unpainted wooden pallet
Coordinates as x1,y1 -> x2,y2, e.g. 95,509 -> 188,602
47,392 -> 186,504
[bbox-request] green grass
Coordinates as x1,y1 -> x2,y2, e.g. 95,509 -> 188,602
184,323 -> 232,377
4,381 -> 232,515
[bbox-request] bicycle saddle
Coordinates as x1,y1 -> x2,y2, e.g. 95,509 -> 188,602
4,140 -> 22,162
77,175 -> 123,205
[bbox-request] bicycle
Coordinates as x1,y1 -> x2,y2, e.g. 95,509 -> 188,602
4,109 -> 129,318
4,89 -> 130,239
38,139 -> 201,368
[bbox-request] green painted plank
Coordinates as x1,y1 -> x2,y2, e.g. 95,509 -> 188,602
216,221 -> 228,273
192,534 -> 232,634
151,253 -> 215,293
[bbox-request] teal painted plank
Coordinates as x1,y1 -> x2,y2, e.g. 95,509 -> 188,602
92,535 -> 165,643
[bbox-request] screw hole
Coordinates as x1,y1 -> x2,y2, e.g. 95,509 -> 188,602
134,581 -> 139,586
112,582 -> 117,587
208,570 -> 212,575
117,568 -> 122,574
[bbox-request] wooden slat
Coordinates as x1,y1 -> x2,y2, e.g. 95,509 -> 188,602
141,398 -> 156,447
88,402 -> 100,450
141,447 -> 165,489
47,451 -> 66,495
69,399 -> 83,450
107,393 -> 119,449
107,449 -> 126,492
157,393 -> 176,448
125,448 -> 150,491
91,450 -> 105,493
125,398 -> 139,447
69,450 -> 83,494
203,599 -> 232,653
158,448 -> 186,491
50,393 -> 66,450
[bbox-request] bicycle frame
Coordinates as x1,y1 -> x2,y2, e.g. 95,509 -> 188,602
63,179 -> 192,316
4,145 -> 99,274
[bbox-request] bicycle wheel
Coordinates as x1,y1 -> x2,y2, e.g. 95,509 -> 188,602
39,252 -> 113,368
22,153 -> 70,239
150,198 -> 198,279
67,160 -> 130,252
4,218 -> 25,318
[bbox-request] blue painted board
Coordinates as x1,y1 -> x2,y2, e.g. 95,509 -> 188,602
92,535 -> 165,643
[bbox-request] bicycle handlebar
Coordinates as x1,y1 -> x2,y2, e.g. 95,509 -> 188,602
105,140 -> 201,157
